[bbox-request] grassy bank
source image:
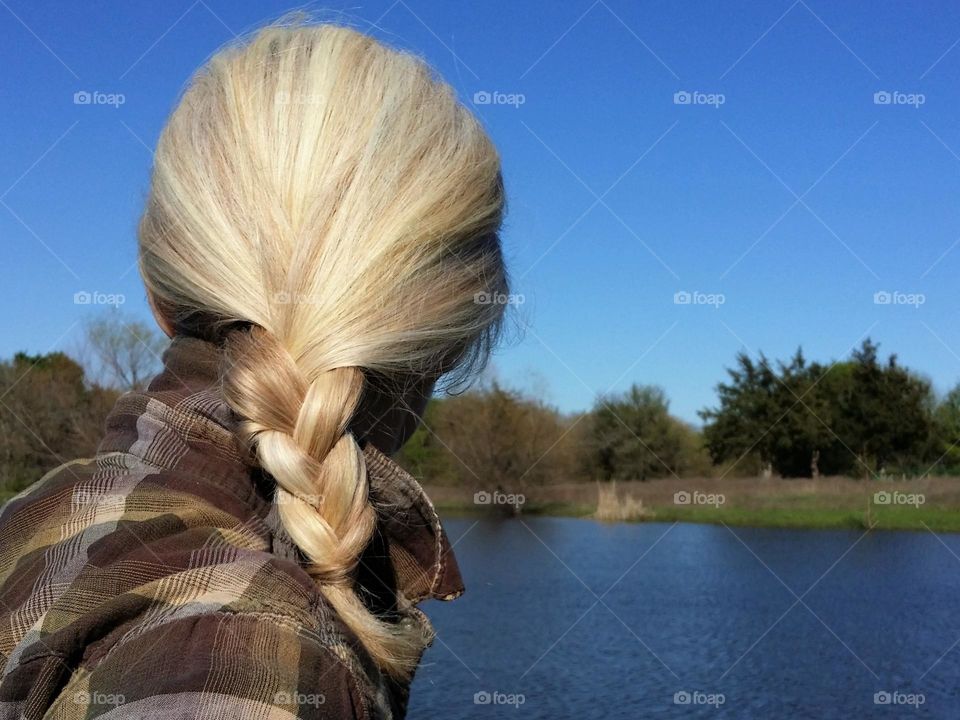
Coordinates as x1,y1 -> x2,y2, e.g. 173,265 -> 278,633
426,476 -> 960,533
5,477 -> 957,533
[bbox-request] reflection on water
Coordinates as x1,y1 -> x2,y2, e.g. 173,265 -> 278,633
409,518 -> 960,719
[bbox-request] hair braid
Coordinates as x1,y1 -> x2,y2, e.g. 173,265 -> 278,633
222,326 -> 424,675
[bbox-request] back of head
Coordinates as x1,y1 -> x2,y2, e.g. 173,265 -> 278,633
138,21 -> 507,678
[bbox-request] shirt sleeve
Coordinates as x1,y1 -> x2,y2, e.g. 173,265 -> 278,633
48,612 -> 370,720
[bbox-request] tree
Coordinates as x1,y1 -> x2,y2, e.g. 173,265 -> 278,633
395,400 -> 458,485
699,352 -> 781,476
0,352 -> 119,496
701,340 -> 936,478
933,383 -> 960,472
589,384 -> 703,481
841,340 -> 933,476
439,382 -> 571,492
82,313 -> 167,391
803,361 -> 858,477
395,380 -> 578,510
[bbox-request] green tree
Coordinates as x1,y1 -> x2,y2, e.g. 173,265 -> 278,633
841,340 -> 933,476
701,340 -> 936,478
699,352 -> 781,476
933,383 -> 960,472
394,399 -> 458,484
589,385 -> 699,480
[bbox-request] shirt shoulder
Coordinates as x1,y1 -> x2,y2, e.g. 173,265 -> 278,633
53,611 -> 371,719
0,454 -> 391,719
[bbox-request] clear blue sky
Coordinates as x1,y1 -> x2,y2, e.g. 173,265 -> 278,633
3,0 -> 960,423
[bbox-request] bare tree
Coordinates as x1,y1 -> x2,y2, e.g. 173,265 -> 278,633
430,379 -> 578,506
82,313 -> 168,391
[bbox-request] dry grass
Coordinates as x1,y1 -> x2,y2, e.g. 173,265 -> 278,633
593,481 -> 654,522
424,475 -> 960,530
428,475 -> 960,510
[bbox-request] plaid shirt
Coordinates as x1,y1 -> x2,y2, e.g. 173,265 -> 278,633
0,337 -> 463,719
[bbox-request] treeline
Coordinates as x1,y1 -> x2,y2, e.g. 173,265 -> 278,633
2,318 -> 959,501
397,338 -> 960,484
700,339 -> 960,478
395,381 -> 713,494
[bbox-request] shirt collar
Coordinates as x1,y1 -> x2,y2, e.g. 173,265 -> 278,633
98,335 -> 464,604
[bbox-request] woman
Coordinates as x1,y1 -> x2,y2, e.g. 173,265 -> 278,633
0,21 -> 506,720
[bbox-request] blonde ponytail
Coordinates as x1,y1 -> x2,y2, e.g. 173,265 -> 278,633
138,20 -> 506,678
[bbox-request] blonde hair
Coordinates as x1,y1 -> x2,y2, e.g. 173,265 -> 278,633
138,21 -> 506,677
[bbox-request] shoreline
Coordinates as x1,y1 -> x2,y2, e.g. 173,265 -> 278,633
432,498 -> 960,533
424,475 -> 960,533
5,482 -> 957,533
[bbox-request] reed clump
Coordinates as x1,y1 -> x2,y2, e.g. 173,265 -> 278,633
594,481 -> 654,522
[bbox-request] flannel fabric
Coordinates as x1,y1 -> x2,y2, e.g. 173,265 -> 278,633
0,337 -> 463,719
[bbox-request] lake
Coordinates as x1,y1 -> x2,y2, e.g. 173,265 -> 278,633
409,518 -> 960,719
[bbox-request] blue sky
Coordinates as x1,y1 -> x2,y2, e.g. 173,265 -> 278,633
3,0 -> 960,423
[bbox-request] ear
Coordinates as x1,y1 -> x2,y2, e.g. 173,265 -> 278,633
146,289 -> 176,338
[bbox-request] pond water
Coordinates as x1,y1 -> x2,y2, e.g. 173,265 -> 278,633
409,517 -> 960,718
